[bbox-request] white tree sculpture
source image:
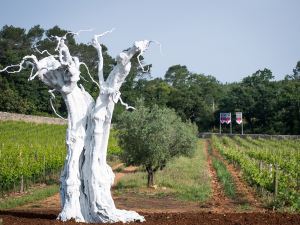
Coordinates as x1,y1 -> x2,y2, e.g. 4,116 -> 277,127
0,30 -> 151,223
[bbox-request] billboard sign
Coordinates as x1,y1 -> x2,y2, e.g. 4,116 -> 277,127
236,112 -> 242,124
220,113 -> 231,124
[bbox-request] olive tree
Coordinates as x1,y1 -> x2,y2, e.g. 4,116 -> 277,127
117,100 -> 198,187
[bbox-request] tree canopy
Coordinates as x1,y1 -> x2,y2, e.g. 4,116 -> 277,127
0,25 -> 299,135
116,100 -> 198,187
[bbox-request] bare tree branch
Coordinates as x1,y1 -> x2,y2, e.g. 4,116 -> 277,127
0,55 -> 39,74
49,89 -> 67,120
119,95 -> 135,110
91,28 -> 115,86
79,62 -> 100,89
64,28 -> 94,38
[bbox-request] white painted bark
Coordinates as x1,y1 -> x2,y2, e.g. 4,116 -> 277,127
0,32 -> 150,223
80,38 -> 147,223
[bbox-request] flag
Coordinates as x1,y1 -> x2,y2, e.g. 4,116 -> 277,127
220,113 -> 231,124
236,112 -> 242,124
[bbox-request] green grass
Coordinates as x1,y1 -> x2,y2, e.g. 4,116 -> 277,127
115,172 -> 146,190
0,184 -> 59,210
212,157 -> 236,199
115,140 -> 211,202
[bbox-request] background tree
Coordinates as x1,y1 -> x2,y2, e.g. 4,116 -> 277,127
218,68 -> 299,134
279,63 -> 300,134
1,25 -> 299,135
164,64 -> 190,87
165,66 -> 222,132
133,78 -> 172,107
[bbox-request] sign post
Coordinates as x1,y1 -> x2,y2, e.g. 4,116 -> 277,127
236,112 -> 243,135
220,113 -> 232,134
230,112 -> 232,134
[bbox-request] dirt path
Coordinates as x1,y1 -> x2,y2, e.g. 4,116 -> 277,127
208,139 -> 264,211
204,139 -> 237,212
219,154 -> 262,208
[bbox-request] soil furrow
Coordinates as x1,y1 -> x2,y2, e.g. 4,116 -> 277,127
204,139 -> 237,212
209,139 -> 264,211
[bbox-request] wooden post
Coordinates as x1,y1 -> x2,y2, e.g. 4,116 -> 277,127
219,113 -> 222,134
0,182 -> 3,197
241,121 -> 244,135
259,161 -> 264,194
20,175 -> 24,193
269,163 -> 273,173
273,164 -> 279,200
43,154 -> 46,182
0,143 -> 3,158
19,145 -> 24,192
230,113 -> 232,134
259,160 -> 263,172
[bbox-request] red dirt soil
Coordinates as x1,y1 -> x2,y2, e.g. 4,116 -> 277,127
1,210 -> 300,225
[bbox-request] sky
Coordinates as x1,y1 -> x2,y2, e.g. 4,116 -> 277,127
0,0 -> 299,83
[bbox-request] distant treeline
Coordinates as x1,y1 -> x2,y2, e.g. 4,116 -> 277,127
0,25 -> 299,134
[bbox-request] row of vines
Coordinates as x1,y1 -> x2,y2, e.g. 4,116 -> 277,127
211,135 -> 300,211
0,121 -> 122,196
0,121 -> 66,195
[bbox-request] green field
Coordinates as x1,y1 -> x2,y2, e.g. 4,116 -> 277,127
0,121 -> 121,195
0,121 -> 66,194
212,135 -> 300,211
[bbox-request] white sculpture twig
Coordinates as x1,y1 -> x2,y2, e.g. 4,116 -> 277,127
79,62 -> 100,89
33,44 -> 53,56
49,90 -> 67,120
0,55 -> 38,73
136,40 -> 162,73
91,28 -> 114,86
119,95 -> 135,110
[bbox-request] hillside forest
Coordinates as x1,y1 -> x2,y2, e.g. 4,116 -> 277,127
0,25 -> 299,135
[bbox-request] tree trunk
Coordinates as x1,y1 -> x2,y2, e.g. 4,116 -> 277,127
57,86 -> 94,222
146,166 -> 154,187
79,43 -> 146,222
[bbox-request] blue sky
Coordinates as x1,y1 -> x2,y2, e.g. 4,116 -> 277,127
0,0 -> 299,83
